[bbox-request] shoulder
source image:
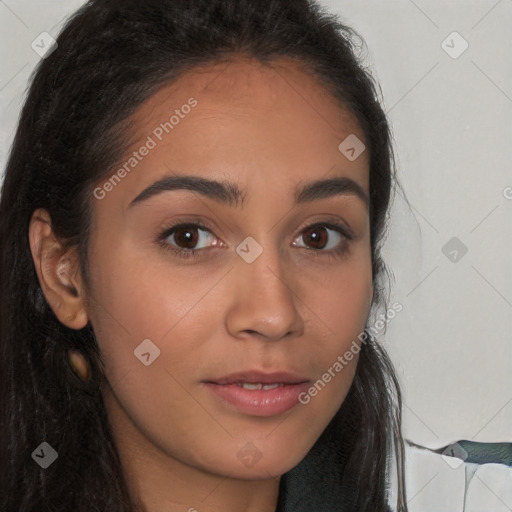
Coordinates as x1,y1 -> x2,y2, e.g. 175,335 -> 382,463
399,441 -> 512,511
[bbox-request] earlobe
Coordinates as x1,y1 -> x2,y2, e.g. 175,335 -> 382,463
28,208 -> 89,330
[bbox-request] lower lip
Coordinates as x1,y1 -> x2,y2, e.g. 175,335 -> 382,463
203,382 -> 310,417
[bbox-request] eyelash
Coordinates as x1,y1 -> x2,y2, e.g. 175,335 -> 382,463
156,217 -> 354,261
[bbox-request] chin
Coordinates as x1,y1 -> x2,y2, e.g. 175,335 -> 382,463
201,437 -> 313,480
214,455 -> 303,481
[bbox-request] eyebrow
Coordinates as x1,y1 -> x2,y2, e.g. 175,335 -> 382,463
128,173 -> 369,210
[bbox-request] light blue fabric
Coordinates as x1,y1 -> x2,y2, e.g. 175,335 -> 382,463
445,440 -> 512,467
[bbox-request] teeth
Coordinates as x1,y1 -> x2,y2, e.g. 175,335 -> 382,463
237,383 -> 283,390
262,383 -> 280,390
241,383 -> 263,390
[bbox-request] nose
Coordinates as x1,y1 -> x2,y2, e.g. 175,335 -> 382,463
224,241 -> 304,342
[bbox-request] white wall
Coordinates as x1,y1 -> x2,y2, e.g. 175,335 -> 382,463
1,0 -> 510,462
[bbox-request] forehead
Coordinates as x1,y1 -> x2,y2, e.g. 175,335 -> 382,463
104,54 -> 369,209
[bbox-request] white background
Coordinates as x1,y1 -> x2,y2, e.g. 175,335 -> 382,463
1,0 -> 511,476
319,0 -> 512,452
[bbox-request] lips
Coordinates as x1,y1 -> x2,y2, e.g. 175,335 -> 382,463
203,370 -> 310,417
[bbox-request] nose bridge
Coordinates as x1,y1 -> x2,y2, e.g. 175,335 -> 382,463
226,233 -> 303,340
236,232 -> 288,293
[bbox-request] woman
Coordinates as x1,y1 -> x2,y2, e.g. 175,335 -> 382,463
0,1 -> 407,510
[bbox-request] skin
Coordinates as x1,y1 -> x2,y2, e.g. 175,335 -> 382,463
29,54 -> 373,512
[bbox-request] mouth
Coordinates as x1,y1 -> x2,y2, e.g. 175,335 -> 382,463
202,370 -> 310,417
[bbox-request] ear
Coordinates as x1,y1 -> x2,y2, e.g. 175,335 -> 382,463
28,208 -> 89,329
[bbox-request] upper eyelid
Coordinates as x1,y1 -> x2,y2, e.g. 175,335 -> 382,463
160,222 -> 216,241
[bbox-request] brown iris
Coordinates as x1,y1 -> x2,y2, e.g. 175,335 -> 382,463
302,225 -> 328,249
173,226 -> 199,249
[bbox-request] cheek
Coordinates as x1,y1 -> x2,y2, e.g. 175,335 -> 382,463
301,244 -> 373,345
296,248 -> 372,400
85,242 -> 245,449
84,242 -> 180,385
333,273 -> 372,344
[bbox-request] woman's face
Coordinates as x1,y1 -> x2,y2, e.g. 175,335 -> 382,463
86,55 -> 372,484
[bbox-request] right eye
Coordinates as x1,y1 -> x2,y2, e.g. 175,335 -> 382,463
158,221 -> 222,259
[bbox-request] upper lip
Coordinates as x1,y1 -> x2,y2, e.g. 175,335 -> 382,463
205,370 -> 309,385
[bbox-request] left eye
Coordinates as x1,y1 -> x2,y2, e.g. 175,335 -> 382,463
292,224 -> 346,251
